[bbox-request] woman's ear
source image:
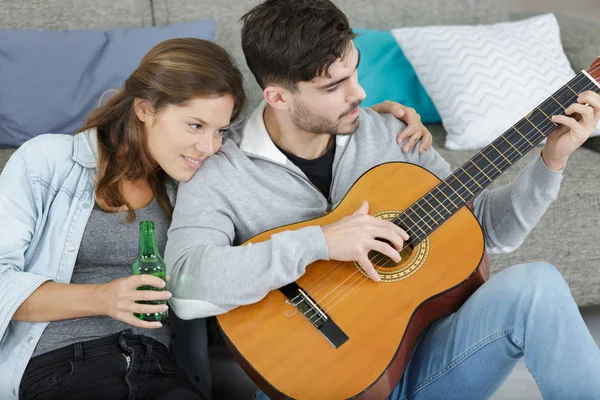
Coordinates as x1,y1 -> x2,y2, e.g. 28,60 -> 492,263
134,98 -> 156,124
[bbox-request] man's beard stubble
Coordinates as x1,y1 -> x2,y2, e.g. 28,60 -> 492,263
291,100 -> 362,136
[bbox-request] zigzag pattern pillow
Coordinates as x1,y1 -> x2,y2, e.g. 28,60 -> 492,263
392,14 -> 599,150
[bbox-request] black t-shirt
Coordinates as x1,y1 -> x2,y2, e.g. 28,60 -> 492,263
276,141 -> 336,199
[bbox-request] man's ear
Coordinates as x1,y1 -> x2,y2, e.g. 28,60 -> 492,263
263,84 -> 294,111
133,98 -> 156,124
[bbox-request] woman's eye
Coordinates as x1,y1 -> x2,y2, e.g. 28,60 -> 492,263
216,129 -> 228,137
189,124 -> 201,130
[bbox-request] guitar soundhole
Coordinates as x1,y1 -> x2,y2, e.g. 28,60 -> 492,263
368,238 -> 414,268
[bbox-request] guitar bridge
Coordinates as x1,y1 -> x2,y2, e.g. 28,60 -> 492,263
280,282 -> 349,348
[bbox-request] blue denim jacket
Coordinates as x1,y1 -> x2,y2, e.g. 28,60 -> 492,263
0,129 -> 186,399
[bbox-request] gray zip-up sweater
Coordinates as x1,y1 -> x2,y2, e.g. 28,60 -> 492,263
165,101 -> 563,319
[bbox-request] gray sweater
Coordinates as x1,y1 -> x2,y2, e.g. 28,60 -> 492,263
165,102 -> 563,319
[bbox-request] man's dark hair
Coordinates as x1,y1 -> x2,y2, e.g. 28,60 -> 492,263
240,0 -> 356,90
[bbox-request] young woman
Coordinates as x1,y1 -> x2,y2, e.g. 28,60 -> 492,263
0,37 -> 431,400
0,38 -> 245,400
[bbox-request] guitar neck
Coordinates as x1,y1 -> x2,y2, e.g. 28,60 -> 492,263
396,71 -> 600,246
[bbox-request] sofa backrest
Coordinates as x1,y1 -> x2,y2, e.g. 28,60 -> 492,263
4,0 -> 598,112
1,0 -> 508,108
153,0 -> 509,107
0,0 -> 154,30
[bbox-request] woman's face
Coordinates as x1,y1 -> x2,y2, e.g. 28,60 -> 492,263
139,95 -> 235,182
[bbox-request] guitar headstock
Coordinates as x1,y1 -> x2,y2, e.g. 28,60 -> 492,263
586,57 -> 600,82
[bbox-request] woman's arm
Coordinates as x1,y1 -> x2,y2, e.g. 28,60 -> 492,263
13,275 -> 172,329
12,281 -> 104,322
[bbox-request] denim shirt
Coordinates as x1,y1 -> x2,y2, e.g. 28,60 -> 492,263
0,129 -> 181,399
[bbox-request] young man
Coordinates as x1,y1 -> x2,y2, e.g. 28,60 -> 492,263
165,1 -> 600,398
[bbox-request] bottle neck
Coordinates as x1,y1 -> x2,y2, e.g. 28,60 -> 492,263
139,222 -> 159,258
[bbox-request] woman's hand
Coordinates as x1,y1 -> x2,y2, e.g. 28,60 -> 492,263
370,100 -> 433,153
97,274 -> 172,329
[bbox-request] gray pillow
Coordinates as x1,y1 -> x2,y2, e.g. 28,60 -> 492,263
0,19 -> 215,148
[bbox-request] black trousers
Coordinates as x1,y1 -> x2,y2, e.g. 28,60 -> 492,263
19,330 -> 205,400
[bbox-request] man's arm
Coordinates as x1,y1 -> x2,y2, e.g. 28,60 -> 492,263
470,155 -> 562,253
164,165 -> 330,320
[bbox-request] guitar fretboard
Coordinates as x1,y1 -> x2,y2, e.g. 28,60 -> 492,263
394,72 -> 600,246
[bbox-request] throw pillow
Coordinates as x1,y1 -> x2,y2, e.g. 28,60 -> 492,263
0,19 -> 215,148
353,28 -> 441,123
392,14 -> 597,150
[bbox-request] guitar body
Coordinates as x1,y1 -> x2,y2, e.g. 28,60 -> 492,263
217,162 -> 490,399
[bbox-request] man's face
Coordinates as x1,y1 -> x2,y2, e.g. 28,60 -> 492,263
288,42 -> 366,136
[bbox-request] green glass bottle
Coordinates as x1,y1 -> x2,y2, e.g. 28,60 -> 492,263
132,220 -> 168,323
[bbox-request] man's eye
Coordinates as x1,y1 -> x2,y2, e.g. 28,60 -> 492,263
326,85 -> 339,93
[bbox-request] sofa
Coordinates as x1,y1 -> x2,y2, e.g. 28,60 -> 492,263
1,0 -> 599,398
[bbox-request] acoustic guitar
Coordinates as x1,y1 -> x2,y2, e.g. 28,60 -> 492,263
216,59 -> 600,399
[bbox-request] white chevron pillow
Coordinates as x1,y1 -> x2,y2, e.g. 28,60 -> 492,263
392,14 -> 599,150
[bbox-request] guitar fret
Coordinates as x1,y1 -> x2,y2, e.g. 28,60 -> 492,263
524,117 -> 546,138
536,106 -> 553,121
454,175 -> 474,196
415,202 -> 436,227
470,159 -> 491,182
536,106 -> 558,134
550,95 -> 567,111
501,135 -> 522,156
401,210 -> 428,238
513,126 -> 533,147
460,167 -> 483,189
565,83 -> 580,96
443,180 -> 465,203
423,196 -> 445,220
433,187 -> 454,212
490,143 -> 512,165
480,152 -> 502,174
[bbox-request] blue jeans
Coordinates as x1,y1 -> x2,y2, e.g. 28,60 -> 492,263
255,262 -> 600,400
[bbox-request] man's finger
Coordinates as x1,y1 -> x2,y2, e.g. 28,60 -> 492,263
551,115 -> 583,136
359,258 -> 381,282
370,240 -> 402,264
353,200 -> 370,215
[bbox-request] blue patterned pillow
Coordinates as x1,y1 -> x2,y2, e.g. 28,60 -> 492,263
353,28 -> 441,124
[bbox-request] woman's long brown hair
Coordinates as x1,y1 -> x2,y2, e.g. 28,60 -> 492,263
78,38 -> 247,222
